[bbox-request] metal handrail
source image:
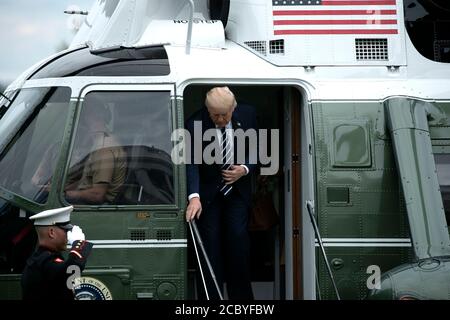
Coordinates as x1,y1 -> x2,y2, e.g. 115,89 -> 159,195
306,201 -> 341,300
188,220 -> 224,300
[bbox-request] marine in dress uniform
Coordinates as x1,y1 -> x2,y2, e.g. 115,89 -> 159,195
21,206 -> 93,300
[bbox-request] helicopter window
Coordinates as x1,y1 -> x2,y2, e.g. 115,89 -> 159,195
0,87 -> 71,204
30,47 -> 170,79
64,91 -> 174,206
404,0 -> 450,62
0,90 -> 21,121
74,59 -> 170,77
434,154 -> 450,225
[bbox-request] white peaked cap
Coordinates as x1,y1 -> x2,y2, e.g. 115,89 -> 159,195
29,206 -> 74,229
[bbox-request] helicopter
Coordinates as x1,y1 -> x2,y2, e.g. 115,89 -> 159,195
0,0 -> 449,300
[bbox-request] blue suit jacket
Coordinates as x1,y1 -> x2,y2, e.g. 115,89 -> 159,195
185,104 -> 258,207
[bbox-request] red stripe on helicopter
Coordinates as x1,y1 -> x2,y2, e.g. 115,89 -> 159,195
274,19 -> 397,25
274,29 -> 398,35
273,10 -> 397,15
321,0 -> 396,5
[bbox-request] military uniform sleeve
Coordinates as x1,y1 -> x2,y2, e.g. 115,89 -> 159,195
91,148 -> 115,185
67,240 -> 94,268
41,241 -> 94,283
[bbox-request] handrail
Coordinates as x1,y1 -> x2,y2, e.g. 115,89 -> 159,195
306,201 -> 341,300
186,0 -> 194,55
189,220 -> 224,300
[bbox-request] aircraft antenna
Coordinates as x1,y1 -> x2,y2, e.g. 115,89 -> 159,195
186,0 -> 194,55
64,10 -> 88,15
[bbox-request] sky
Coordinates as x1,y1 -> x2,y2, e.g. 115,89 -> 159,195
0,0 -> 94,87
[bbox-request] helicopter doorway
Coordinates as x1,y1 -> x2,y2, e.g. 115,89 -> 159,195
283,88 -> 302,299
182,84 -> 311,300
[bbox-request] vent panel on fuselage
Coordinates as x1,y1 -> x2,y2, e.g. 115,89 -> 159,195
226,0 -> 406,66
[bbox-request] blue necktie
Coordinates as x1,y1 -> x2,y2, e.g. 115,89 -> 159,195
219,127 -> 233,196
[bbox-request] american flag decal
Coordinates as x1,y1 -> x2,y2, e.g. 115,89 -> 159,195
272,0 -> 398,35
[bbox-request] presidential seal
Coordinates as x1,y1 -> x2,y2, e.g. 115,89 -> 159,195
73,277 -> 113,300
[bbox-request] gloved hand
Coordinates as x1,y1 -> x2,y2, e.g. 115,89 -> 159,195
67,225 -> 85,245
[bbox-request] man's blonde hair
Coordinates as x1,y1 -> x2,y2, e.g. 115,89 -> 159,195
205,86 -> 237,110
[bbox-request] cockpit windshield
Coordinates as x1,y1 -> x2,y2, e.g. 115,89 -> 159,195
0,89 -> 51,153
0,87 -> 71,204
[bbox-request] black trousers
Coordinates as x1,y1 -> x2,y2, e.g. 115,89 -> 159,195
196,189 -> 254,300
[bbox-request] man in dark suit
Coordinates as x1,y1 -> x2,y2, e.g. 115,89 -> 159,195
185,87 -> 257,300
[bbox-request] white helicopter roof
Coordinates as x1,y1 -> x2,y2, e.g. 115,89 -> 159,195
72,0 -> 408,67
5,0 -> 450,102
71,0 -> 223,50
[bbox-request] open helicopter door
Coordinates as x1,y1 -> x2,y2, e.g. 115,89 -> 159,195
282,88 -> 299,299
181,83 -> 317,300
283,87 -> 316,300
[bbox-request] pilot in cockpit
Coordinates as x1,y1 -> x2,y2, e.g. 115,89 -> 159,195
64,95 -> 127,205
32,95 -> 127,205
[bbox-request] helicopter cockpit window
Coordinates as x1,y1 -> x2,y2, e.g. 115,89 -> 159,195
0,92 -> 12,119
435,154 -> 450,225
64,91 -> 174,206
0,91 -> 13,109
0,87 -> 71,204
